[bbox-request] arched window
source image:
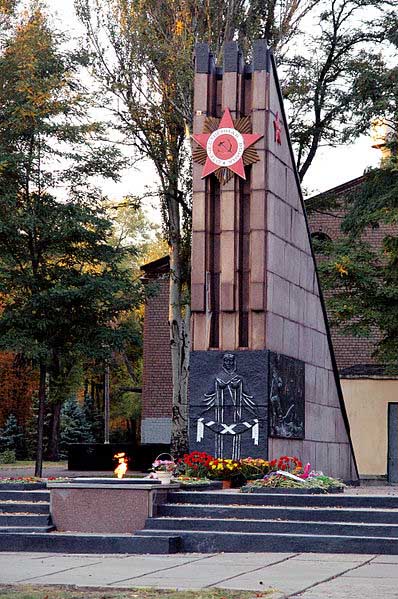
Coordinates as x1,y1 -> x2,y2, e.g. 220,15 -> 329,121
311,231 -> 332,254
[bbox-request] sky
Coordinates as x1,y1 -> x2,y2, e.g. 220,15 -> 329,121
49,1 -> 381,218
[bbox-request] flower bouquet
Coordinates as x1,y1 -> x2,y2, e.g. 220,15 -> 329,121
208,458 -> 240,486
239,457 -> 270,481
241,456 -> 345,494
151,454 -> 176,485
178,451 -> 213,478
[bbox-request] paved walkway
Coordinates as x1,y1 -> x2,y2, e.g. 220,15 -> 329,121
1,551 -> 397,598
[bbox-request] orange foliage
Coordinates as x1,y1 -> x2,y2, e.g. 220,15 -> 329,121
0,352 -> 37,427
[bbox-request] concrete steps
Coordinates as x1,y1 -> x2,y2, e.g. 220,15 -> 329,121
0,488 -> 54,542
138,490 -> 398,554
0,485 -> 180,554
0,490 -> 50,502
166,490 -> 398,509
0,526 -> 55,533
0,532 -> 181,553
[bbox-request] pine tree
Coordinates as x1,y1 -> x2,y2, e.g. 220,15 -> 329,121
0,413 -> 22,456
59,397 -> 94,459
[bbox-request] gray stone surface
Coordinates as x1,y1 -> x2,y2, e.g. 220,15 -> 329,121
2,551 -> 398,598
223,41 -> 240,72
269,352 -> 305,439
388,403 -> 398,483
141,417 -> 172,444
253,39 -> 269,71
195,43 -> 211,73
189,350 -> 269,459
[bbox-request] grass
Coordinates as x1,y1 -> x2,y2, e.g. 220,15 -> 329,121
0,461 -> 67,470
0,586 -> 270,599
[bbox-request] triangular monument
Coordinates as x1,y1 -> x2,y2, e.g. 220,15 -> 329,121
189,40 -> 358,482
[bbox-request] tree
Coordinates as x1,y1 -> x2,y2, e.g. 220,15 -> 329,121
312,155 -> 398,367
59,396 -> 94,458
0,6 -> 141,476
0,413 -> 22,456
308,24 -> 398,365
283,0 -> 397,181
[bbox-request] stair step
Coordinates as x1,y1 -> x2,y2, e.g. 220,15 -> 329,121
167,491 -> 398,509
146,516 -> 398,537
0,526 -> 55,533
0,515 -> 51,526
0,532 -> 180,554
157,503 -> 398,524
137,529 -> 398,554
0,502 -> 50,514
0,490 -> 50,502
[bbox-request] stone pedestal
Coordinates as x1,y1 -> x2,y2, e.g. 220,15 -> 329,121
48,481 -> 178,534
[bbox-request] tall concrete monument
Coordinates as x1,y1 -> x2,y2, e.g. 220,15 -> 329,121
189,40 -> 358,481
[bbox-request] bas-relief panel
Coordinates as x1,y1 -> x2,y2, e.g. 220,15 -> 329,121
269,352 -> 305,439
189,350 -> 269,460
189,349 -> 306,460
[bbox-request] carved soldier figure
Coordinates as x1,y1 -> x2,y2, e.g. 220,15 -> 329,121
196,353 -> 259,459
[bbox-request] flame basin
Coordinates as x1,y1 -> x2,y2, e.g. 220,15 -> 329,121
47,478 -> 180,534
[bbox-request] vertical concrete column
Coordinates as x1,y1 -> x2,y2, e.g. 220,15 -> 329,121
219,42 -> 240,349
192,44 -> 212,350
249,40 -> 269,349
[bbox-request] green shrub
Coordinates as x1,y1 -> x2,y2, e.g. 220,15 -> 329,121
0,449 -> 16,464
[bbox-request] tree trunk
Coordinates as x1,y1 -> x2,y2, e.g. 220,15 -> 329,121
169,233 -> 191,457
34,362 -> 46,478
46,400 -> 62,461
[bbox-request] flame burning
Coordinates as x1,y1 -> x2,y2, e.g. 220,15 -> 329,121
114,452 -> 128,479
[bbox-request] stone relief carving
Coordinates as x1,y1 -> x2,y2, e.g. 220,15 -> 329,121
196,353 -> 259,460
269,353 -> 305,439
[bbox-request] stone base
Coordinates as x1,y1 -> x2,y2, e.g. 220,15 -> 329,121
48,481 -> 179,534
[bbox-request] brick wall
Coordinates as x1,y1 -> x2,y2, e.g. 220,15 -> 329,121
307,180 -> 398,372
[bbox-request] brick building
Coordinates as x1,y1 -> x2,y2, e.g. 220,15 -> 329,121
140,169 -> 398,479
307,175 -> 391,375
307,174 -> 398,479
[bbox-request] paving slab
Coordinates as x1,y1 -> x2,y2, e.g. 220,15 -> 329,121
344,562 -> 398,578
297,576 -> 398,598
204,552 -> 295,563
292,552 -> 374,562
1,551 -> 398,599
109,554 -> 295,588
11,555 -> 213,587
372,554 -> 398,563
214,559 -> 363,594
0,554 -> 102,584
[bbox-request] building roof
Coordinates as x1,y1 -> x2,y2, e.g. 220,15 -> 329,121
140,255 -> 170,277
305,175 -> 366,204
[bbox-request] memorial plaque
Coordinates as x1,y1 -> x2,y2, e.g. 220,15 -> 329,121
189,350 -> 269,460
269,353 -> 305,439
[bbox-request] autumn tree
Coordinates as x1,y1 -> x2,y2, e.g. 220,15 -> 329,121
284,0 -> 398,181
306,13 -> 398,364
0,6 -> 140,475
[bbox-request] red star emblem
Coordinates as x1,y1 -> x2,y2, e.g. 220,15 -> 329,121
193,108 -> 262,181
273,111 -> 282,145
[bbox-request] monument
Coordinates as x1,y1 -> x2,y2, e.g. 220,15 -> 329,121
189,40 -> 358,481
